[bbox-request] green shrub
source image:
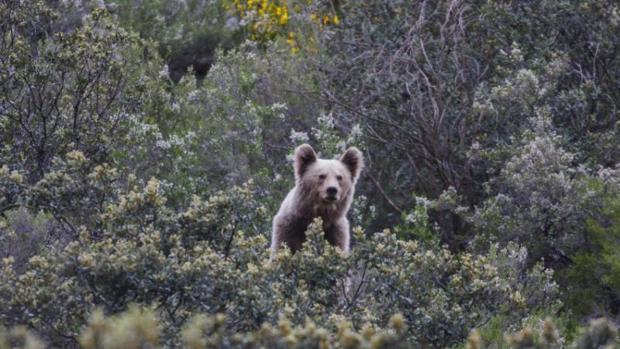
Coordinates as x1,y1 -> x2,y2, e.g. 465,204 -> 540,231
562,192 -> 620,319
0,155 -> 558,347
466,317 -> 619,349
1,309 -> 618,348
0,208 -> 57,272
113,0 -> 234,80
0,2 -> 159,183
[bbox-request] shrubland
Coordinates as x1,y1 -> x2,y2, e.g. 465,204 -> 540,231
1,0 -> 620,347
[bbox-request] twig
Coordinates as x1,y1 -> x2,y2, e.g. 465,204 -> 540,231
367,172 -> 403,214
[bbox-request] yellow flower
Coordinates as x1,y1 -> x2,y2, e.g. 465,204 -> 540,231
322,15 -> 330,25
279,12 -> 288,25
333,15 -> 340,25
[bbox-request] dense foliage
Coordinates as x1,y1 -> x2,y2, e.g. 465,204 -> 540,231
1,0 -> 620,347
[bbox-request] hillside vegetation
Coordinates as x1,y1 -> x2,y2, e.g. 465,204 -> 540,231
1,0 -> 620,347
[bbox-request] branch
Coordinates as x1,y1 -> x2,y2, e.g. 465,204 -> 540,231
367,172 -> 403,214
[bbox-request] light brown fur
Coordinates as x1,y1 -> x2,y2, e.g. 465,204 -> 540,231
270,144 -> 363,260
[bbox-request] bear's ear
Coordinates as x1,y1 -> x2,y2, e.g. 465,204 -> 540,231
340,147 -> 364,182
294,144 -> 317,178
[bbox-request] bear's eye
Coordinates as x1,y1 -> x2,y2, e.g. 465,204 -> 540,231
336,175 -> 343,181
319,174 -> 326,180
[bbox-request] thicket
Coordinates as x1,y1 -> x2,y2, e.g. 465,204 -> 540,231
1,0 -> 620,347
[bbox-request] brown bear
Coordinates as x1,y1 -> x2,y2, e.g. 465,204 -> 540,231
270,144 -> 364,260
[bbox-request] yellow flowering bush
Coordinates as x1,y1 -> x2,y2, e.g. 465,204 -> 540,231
227,0 -> 340,52
230,0 -> 290,41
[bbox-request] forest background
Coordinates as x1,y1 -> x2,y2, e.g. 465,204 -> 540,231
1,0 -> 620,347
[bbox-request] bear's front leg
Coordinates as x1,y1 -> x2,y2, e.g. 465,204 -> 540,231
325,218 -> 351,253
270,215 -> 309,261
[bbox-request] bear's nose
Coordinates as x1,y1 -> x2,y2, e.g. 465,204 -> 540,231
326,187 -> 338,196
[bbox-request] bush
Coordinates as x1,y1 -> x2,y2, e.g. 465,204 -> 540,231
317,0 -> 620,237
0,208 -> 59,272
466,317 -> 618,349
1,309 -> 618,348
0,155 -> 557,347
562,192 -> 620,319
113,0 -> 235,80
0,2 -> 158,183
470,124 -> 591,263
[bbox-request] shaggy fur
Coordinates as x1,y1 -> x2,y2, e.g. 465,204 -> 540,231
270,144 -> 364,259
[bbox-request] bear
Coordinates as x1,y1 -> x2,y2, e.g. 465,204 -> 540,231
270,144 -> 364,260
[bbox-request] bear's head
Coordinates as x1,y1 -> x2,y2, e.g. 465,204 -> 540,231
294,144 -> 364,206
